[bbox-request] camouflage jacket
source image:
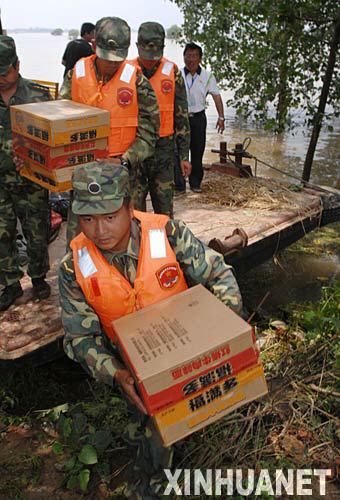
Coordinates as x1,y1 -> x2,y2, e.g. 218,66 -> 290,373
138,59 -> 190,161
59,60 -> 160,167
59,218 -> 243,386
0,76 -> 51,184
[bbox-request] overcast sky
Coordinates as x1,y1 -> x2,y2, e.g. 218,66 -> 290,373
0,0 -> 183,30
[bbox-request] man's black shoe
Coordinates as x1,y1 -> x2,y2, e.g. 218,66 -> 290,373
32,277 -> 51,300
0,282 -> 23,311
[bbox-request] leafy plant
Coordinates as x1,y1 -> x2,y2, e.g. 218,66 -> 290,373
52,410 -> 113,492
173,281 -> 339,489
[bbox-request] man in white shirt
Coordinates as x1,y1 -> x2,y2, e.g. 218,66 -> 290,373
176,42 -> 225,193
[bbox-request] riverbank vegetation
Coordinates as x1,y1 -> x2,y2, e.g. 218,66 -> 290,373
172,1 -> 340,134
0,244 -> 338,497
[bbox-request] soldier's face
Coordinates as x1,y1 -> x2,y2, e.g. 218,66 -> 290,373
184,49 -> 201,74
0,60 -> 20,90
78,205 -> 133,252
96,58 -> 123,81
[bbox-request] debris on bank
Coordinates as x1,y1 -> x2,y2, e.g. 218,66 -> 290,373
174,281 -> 339,479
1,282 -> 338,497
197,172 -> 309,211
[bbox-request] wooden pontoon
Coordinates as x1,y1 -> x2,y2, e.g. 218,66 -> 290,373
1,176 -> 339,367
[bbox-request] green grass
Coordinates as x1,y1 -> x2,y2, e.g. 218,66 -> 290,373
0,280 -> 339,497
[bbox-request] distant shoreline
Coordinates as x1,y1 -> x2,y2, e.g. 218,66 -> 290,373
7,29 -> 55,33
6,28 -> 139,33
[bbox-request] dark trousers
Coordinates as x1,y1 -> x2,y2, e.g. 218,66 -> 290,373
174,111 -> 207,191
189,111 -> 207,189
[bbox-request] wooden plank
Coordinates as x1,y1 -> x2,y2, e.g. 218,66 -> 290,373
1,180 -> 338,365
173,187 -> 322,245
0,226 -> 66,363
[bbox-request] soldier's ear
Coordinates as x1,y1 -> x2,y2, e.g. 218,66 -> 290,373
16,59 -> 20,72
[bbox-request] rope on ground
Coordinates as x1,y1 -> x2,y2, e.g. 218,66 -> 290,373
238,136 -> 338,197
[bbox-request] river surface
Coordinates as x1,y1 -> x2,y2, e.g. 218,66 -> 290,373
11,32 -> 339,188
10,32 -> 340,312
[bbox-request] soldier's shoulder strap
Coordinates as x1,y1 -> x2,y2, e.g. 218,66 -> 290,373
26,80 -> 51,94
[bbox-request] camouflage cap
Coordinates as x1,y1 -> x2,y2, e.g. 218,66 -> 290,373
137,22 -> 165,61
72,160 -> 130,215
95,17 -> 130,62
0,35 -> 18,75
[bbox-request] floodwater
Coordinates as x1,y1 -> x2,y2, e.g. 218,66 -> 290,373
12,32 -> 340,188
10,32 -> 340,312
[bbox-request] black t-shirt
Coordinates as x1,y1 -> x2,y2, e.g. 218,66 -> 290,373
62,38 -> 93,75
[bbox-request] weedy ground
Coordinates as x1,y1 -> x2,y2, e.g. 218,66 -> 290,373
0,228 -> 339,499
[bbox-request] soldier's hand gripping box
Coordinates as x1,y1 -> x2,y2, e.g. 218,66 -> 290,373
113,285 -> 261,416
10,100 -> 110,147
13,133 -> 108,170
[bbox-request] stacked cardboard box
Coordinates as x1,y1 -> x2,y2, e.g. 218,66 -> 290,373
113,285 -> 268,447
11,100 -> 110,192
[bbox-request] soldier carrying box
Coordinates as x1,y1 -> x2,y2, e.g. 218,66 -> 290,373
58,159 -> 243,498
0,35 -> 51,311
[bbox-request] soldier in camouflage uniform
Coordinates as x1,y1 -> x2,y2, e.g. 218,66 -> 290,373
130,22 -> 191,218
58,160 -> 242,499
0,36 -> 51,311
59,17 -> 160,245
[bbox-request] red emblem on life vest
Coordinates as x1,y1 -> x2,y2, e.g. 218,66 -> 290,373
156,264 -> 180,289
117,87 -> 133,106
161,79 -> 173,94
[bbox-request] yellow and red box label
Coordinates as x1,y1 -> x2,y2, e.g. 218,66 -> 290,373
20,161 -> 74,192
13,133 -> 108,170
154,363 -> 265,429
140,346 -> 259,415
153,363 -> 268,446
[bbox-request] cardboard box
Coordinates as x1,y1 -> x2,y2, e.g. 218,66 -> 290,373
153,363 -> 268,447
113,285 -> 259,415
20,160 -> 74,192
10,99 -> 110,147
13,133 -> 108,170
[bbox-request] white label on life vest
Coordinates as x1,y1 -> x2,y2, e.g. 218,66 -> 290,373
78,247 -> 97,278
149,229 -> 167,259
120,63 -> 135,84
162,61 -> 173,76
75,59 -> 85,78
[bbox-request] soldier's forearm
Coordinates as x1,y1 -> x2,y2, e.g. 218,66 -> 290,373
207,270 -> 243,315
125,125 -> 158,166
64,336 -> 122,387
176,133 -> 190,161
59,72 -> 72,100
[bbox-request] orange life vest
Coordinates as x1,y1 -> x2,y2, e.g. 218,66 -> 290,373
71,55 -> 138,156
70,210 -> 188,342
131,57 -> 175,137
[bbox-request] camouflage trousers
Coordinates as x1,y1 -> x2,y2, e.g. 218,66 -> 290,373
131,136 -> 175,218
122,397 -> 173,499
0,180 -> 49,286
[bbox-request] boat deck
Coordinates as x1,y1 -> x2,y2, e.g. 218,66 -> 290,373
1,178 -> 339,365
